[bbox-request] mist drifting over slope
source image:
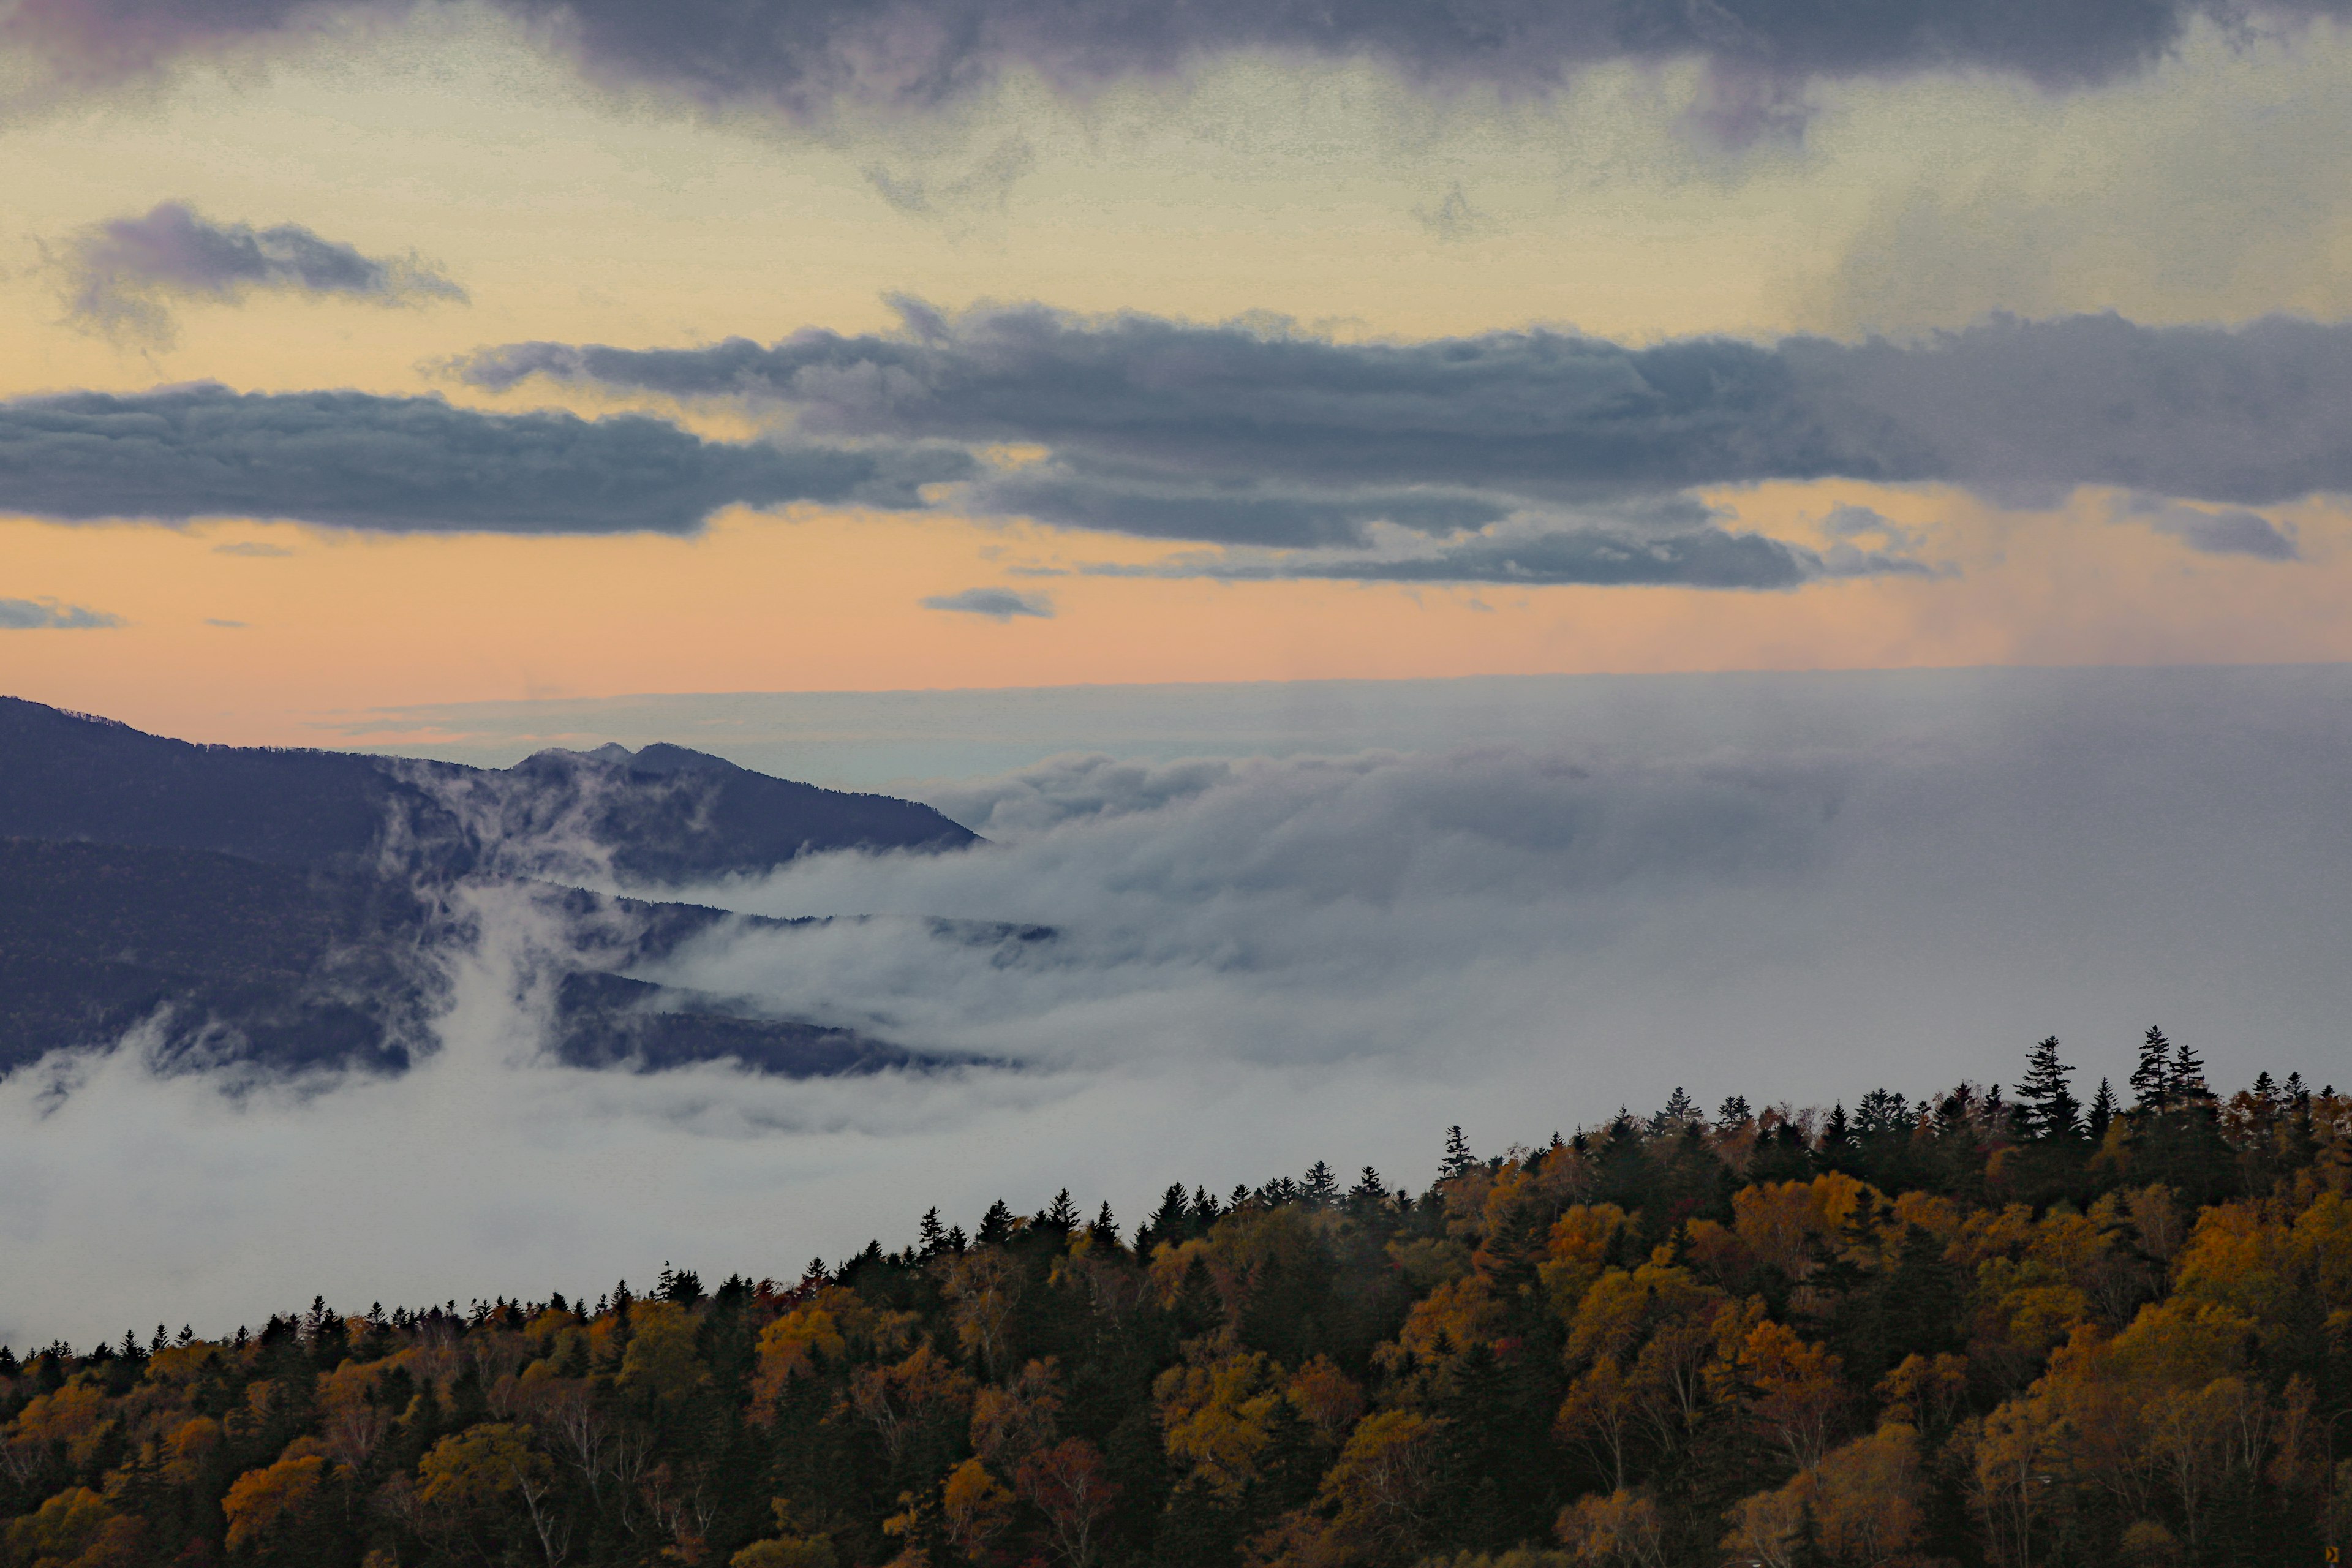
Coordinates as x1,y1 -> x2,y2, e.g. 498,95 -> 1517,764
4,665 -> 2349,1348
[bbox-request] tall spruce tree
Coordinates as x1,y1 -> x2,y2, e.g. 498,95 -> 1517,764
1302,1160 -> 1340,1208
1439,1125 -> 1475,1181
2086,1077 -> 2117,1143
2168,1036 -> 2213,1102
2018,1036 -> 2082,1140
2132,1025 -> 2174,1110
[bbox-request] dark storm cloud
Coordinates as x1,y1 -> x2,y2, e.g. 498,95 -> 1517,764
0,597 -> 121,628
0,384 -> 973,533
921,586 -> 1054,619
59,201 -> 466,346
459,304 -> 2352,540
11,0 -> 2352,116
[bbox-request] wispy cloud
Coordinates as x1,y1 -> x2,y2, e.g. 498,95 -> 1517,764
0,596 -> 121,629
1084,522 -> 1934,590
2117,494 -> 2302,560
922,586 -> 1054,619
57,202 -> 466,349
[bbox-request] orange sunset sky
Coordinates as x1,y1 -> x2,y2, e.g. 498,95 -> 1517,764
6,6 -> 2352,748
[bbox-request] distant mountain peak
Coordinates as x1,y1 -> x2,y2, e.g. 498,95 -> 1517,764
0,695 -> 997,1080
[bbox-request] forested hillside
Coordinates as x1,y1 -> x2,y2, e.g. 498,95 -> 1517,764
4,1032 -> 2346,1567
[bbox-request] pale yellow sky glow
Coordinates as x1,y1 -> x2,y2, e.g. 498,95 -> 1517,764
5,10 -> 2351,743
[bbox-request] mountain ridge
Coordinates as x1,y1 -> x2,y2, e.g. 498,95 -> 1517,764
0,696 -> 1004,1078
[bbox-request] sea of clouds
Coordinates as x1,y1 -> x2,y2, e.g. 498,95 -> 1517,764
4,666 -> 2349,1348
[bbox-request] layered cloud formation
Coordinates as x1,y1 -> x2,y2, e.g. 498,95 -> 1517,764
0,385 -> 971,532
463,305 -> 2352,512
445,302 -> 2335,579
11,0 -> 2352,124
1,303 -> 2333,576
58,201 -> 466,347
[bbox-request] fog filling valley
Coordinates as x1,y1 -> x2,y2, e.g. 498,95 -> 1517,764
4,666 -> 2349,1348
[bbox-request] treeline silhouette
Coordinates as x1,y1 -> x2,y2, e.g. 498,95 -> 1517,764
4,1030 -> 2348,1567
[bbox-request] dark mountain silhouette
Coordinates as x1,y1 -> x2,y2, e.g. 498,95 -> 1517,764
0,698 -> 998,1077
0,696 -> 976,884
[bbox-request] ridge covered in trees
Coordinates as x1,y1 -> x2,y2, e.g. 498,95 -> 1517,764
5,1033 -> 2348,1567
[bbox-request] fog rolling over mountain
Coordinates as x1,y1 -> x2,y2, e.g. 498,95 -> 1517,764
0,696 -> 983,1076
2,666 -> 2351,1347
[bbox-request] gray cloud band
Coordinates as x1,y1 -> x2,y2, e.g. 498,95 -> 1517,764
0,385 -> 973,533
1085,527 -> 1935,590
11,1 -> 2352,118
61,202 -> 466,347
461,303 -> 2347,524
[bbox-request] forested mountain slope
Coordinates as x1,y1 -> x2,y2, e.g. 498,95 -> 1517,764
3,1038 -> 2344,1567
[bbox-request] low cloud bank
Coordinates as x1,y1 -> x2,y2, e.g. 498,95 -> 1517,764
6,667 -> 2351,1346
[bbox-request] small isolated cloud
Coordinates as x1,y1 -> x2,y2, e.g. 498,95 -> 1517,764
205,617 -> 246,628
922,586 -> 1054,620
213,540 -> 293,557
58,202 -> 467,349
2120,496 -> 2302,560
1412,183 -> 1485,242
862,135 -> 1038,218
0,597 -> 121,629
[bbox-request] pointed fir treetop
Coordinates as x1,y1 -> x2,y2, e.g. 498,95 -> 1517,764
2168,1035 -> 2212,1102
2132,1025 -> 2174,1110
1302,1159 -> 1340,1207
2018,1035 -> 2082,1140
2087,1076 -> 2117,1141
1439,1125 -> 1475,1181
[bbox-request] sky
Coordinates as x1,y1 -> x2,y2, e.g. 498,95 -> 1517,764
5,1 -> 2352,1342
6,2 -> 2352,738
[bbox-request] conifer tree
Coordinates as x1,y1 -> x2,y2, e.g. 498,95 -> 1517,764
1821,1103 -> 1855,1159
1439,1125 -> 1475,1181
2168,1036 -> 2212,1102
1717,1094 -> 1752,1125
2017,1036 -> 2082,1140
1140,1183 -> 1191,1253
918,1207 -> 948,1259
1302,1161 -> 1340,1208
2132,1026 -> 2174,1109
2086,1077 -> 2117,1142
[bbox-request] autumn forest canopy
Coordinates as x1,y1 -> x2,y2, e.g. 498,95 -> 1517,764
4,1030 -> 2349,1568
